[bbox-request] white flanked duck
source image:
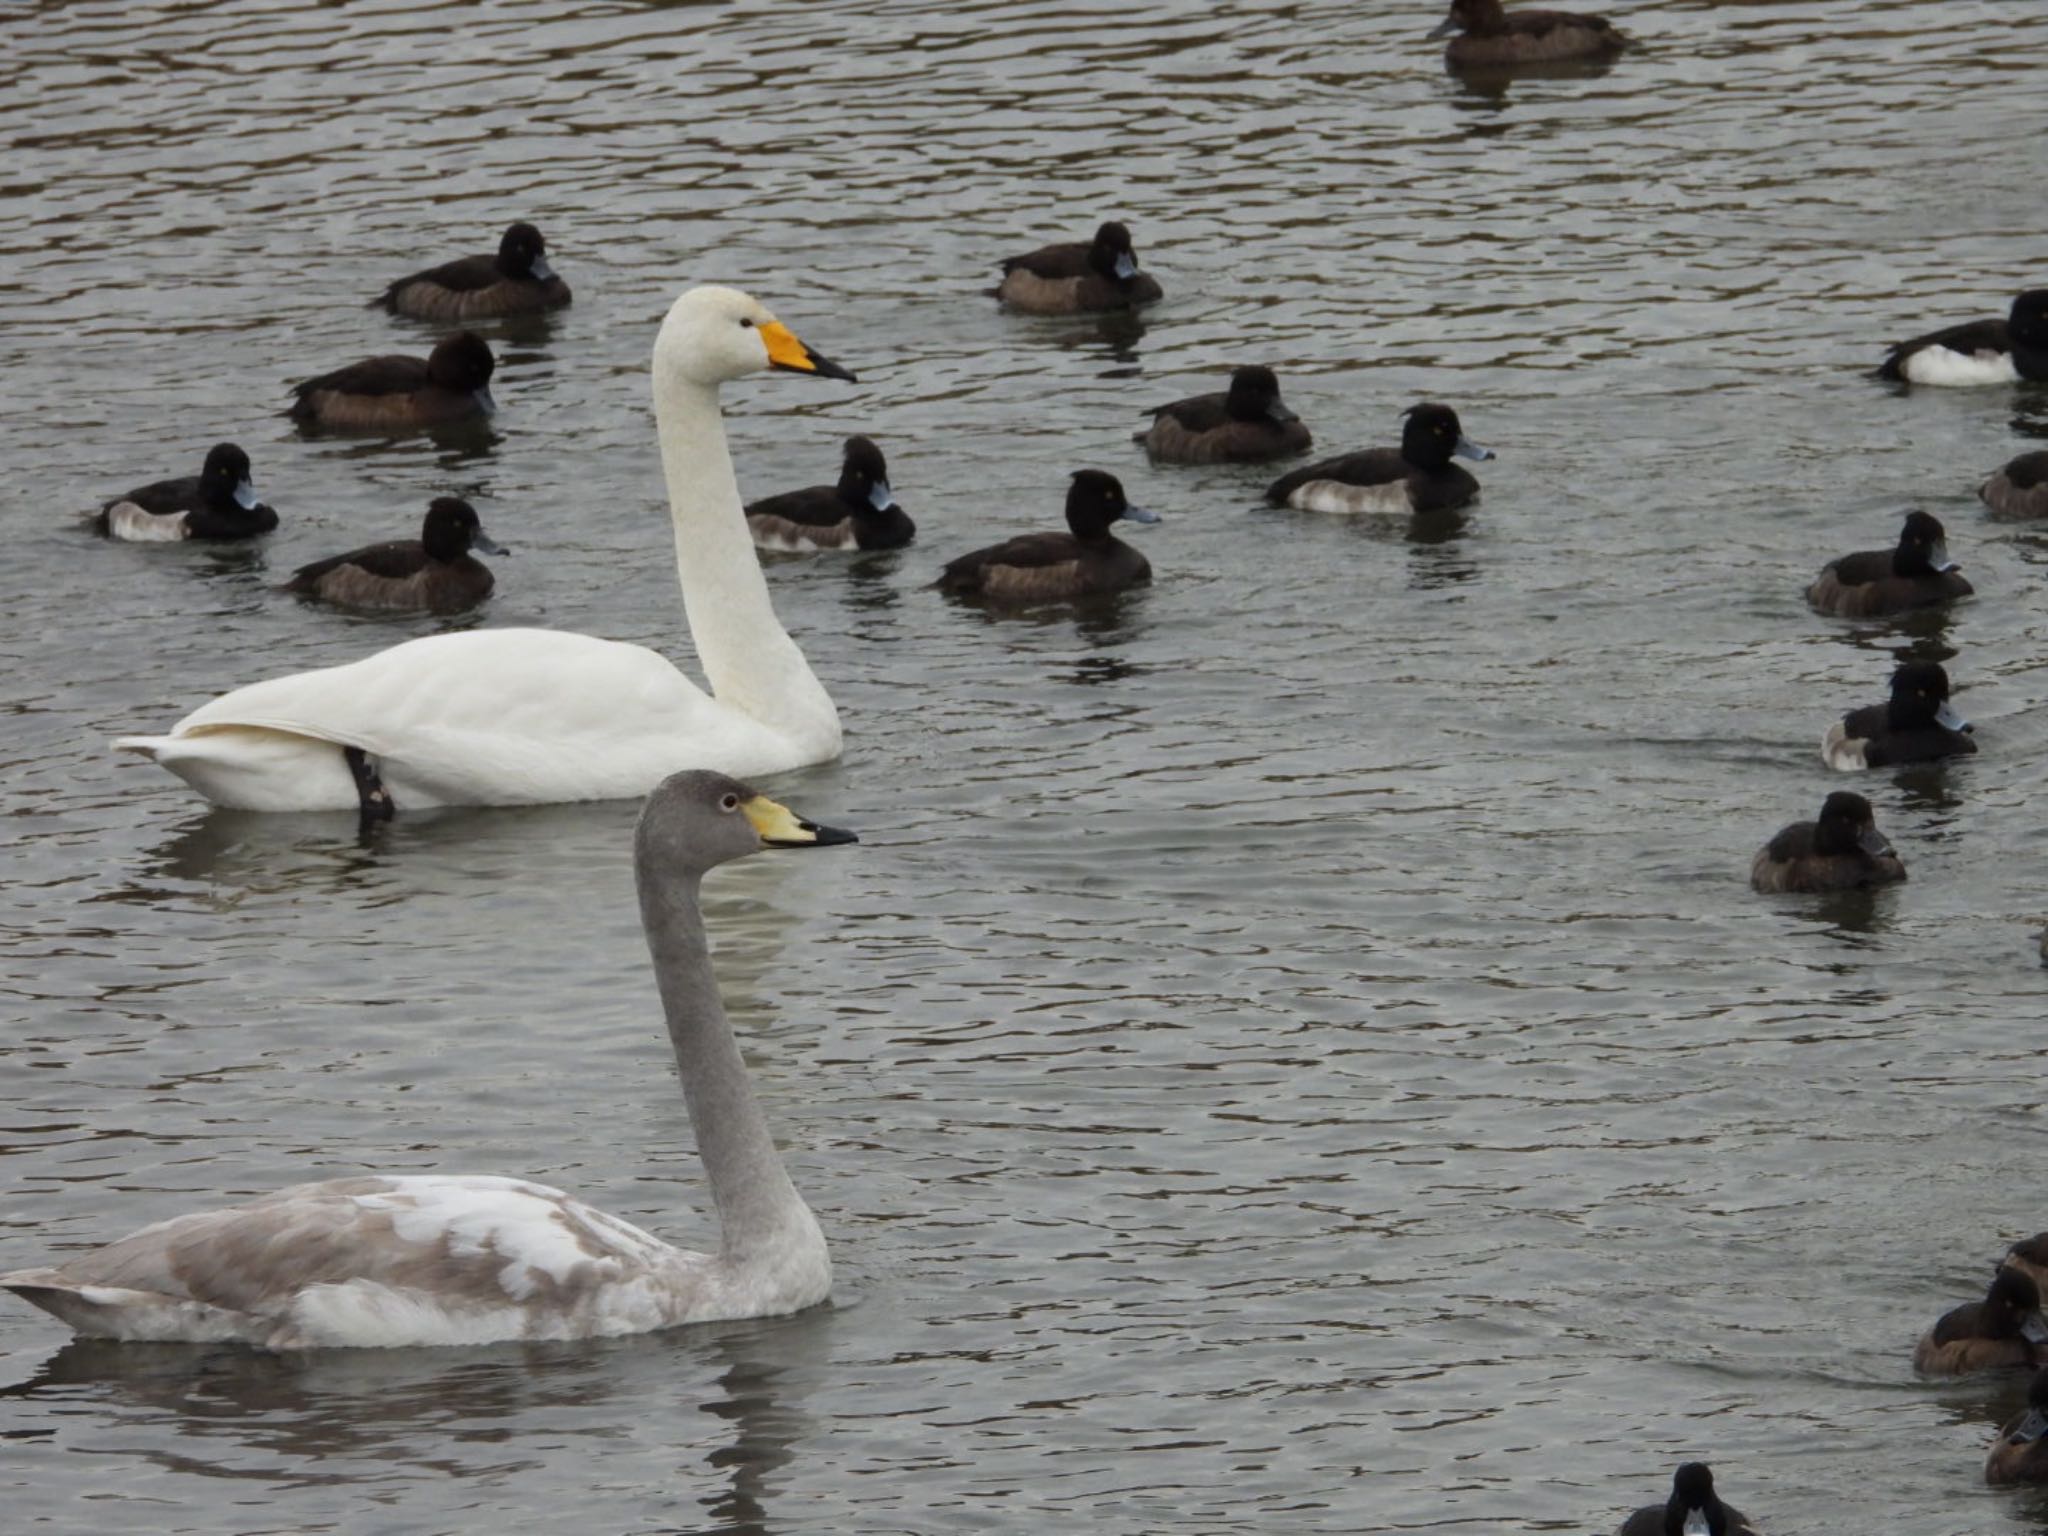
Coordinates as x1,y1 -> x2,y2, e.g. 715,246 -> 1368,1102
746,435 -> 914,552
93,443 -> 278,542
118,287 -> 856,816
0,772 -> 855,1348
1265,403 -> 1493,514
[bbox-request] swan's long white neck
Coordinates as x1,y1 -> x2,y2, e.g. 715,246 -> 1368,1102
638,865 -> 823,1272
651,369 -> 839,748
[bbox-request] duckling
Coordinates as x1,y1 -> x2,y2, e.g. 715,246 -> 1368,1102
1265,403 -> 1493,514
1980,451 -> 2048,519
1805,510 -> 1972,618
1616,1463 -> 1761,1536
1749,791 -> 1905,894
1916,1271 -> 2048,1375
994,222 -> 1162,315
283,497 -> 506,615
746,436 -> 915,552
374,222 -> 571,322
1136,366 -> 1313,465
1429,0 -> 1632,69
1986,1368 -> 2048,1485
93,442 -> 277,542
1822,660 -> 1975,771
1877,289 -> 2048,387
937,469 -> 1157,604
289,332 -> 497,431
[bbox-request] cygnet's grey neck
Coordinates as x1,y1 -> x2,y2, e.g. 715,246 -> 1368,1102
635,860 -> 815,1264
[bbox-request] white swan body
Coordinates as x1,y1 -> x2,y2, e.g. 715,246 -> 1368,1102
121,629 -> 821,811
2,773 -> 850,1348
116,287 -> 854,811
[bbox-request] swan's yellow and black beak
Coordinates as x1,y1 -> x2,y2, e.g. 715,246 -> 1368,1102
742,794 -> 859,848
760,320 -> 857,383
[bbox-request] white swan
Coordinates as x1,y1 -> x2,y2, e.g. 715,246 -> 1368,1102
0,771 -> 853,1347
115,287 -> 856,813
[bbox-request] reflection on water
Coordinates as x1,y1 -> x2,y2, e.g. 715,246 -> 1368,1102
1798,885 -> 1899,942
1447,54 -> 1623,102
1045,310 -> 1149,371
5,1311 -> 825,1524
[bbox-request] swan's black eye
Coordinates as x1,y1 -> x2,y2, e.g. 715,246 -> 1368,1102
739,318 -> 755,329
720,792 -> 740,811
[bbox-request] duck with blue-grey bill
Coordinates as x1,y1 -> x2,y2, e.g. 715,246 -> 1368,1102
93,443 -> 277,542
937,469 -> 1158,604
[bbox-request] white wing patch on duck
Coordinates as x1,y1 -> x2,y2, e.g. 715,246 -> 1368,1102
1284,479 -> 1414,515
1822,721 -> 1868,771
1901,346 -> 2020,387
104,502 -> 192,542
748,514 -> 856,552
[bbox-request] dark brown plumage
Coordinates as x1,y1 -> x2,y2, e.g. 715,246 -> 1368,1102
1805,510 -> 1972,617
1749,791 -> 1905,895
283,497 -> 505,614
1615,1464 -> 1760,1536
1136,366 -> 1312,465
1981,450 -> 2048,519
375,222 -> 572,322
937,469 -> 1157,604
289,332 -> 497,431
994,222 -> 1163,315
1430,0 -> 1631,68
1987,1368 -> 2048,1485
1915,1271 -> 2046,1376
746,436 -> 915,552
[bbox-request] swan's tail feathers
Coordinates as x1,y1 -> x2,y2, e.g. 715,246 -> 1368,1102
2,1269 -> 254,1342
109,726 -> 361,811
1,1270 -> 137,1334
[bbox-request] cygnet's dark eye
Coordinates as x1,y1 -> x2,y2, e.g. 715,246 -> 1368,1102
720,792 -> 740,811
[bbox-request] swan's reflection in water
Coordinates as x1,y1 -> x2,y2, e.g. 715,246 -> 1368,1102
3,1306 -> 833,1529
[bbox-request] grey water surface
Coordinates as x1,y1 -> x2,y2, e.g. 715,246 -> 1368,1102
5,0 -> 2048,1531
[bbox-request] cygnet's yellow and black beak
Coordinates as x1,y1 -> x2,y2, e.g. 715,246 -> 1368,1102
741,794 -> 859,848
760,320 -> 857,382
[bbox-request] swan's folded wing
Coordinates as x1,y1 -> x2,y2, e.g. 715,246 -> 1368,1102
6,1174 -> 687,1346
166,630 -> 707,754
126,628 -> 776,805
